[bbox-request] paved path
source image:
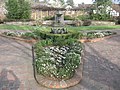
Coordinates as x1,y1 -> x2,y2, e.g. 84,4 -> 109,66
0,30 -> 120,90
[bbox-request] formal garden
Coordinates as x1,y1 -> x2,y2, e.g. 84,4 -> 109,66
0,0 -> 120,89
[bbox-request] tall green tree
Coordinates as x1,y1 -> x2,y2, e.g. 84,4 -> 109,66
52,0 -> 65,7
66,0 -> 74,7
6,0 -> 31,19
90,0 -> 112,20
59,0 -> 65,5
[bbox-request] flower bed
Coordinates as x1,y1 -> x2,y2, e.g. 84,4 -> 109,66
34,39 -> 83,80
80,31 -> 116,43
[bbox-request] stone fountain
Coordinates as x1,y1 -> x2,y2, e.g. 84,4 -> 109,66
50,10 -> 68,34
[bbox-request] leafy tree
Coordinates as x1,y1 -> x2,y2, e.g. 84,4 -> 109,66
5,0 -> 31,19
66,0 -> 74,7
59,0 -> 65,5
52,0 -> 65,7
90,0 -> 112,20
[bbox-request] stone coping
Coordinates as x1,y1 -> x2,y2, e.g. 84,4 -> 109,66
34,52 -> 84,89
79,35 -> 116,43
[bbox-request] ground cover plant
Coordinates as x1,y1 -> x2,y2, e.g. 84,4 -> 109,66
82,31 -> 117,39
1,29 -> 116,41
34,39 -> 83,80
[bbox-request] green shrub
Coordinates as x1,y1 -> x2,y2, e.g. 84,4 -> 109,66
64,15 -> 75,20
33,29 -> 81,40
43,16 -> 54,20
34,39 -> 82,80
116,16 -> 120,25
2,32 -> 16,37
21,32 -> 38,39
0,19 -> 4,24
3,19 -> 34,22
5,0 -> 31,19
89,13 -> 111,21
76,15 -> 89,21
44,15 -> 75,20
83,20 -> 91,26
83,31 -> 117,39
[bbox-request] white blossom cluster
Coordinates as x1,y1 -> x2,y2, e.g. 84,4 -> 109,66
2,31 -> 25,37
84,31 -> 116,39
35,41 -> 83,80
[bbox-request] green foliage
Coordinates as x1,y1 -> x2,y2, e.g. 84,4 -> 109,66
43,16 -> 54,20
2,31 -> 16,37
66,0 -> 74,7
90,0 -> 112,21
33,29 -> 81,40
90,13 -> 111,21
82,31 -> 117,39
34,39 -> 82,80
76,15 -> 89,21
44,15 -> 75,20
21,32 -> 38,39
83,20 -> 91,26
64,15 -> 75,20
5,0 -> 31,19
59,0 -> 65,5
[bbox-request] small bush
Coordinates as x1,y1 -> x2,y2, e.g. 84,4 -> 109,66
116,16 -> 120,25
44,15 -> 75,20
43,16 -> 54,20
83,20 -> 91,26
3,19 -> 34,22
33,29 -> 81,40
0,19 -> 4,24
76,15 -> 89,21
21,32 -> 38,39
82,31 -> 117,39
73,20 -> 82,26
64,15 -> 75,20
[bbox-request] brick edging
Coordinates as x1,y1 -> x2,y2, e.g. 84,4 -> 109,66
35,52 -> 84,89
0,34 -> 37,43
79,35 -> 116,43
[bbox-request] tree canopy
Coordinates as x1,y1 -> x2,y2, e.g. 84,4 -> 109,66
6,0 -> 31,19
66,0 -> 74,7
89,0 -> 112,20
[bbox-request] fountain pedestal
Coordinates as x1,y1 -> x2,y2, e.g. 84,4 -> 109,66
51,11 -> 67,34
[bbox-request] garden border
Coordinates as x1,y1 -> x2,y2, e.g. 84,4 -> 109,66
32,45 -> 84,89
0,34 -> 37,43
79,35 -> 116,43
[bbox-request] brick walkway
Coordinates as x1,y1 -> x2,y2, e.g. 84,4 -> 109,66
0,30 -> 120,90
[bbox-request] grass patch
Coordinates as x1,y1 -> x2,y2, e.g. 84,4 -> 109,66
65,25 -> 120,31
0,24 -> 120,31
0,24 -> 51,31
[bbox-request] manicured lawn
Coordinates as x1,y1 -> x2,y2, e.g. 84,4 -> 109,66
0,24 -> 35,30
65,25 -> 120,31
0,24 -> 120,31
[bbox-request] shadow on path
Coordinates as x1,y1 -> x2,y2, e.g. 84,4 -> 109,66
0,68 -> 20,90
82,43 -> 120,90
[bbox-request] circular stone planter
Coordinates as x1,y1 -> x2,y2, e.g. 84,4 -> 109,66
34,55 -> 83,89
32,40 -> 84,89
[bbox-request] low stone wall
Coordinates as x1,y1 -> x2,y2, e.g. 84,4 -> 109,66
42,20 -> 82,26
43,20 -> 115,26
42,20 -> 54,26
4,21 -> 37,26
91,21 -> 115,26
2,20 -> 116,26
